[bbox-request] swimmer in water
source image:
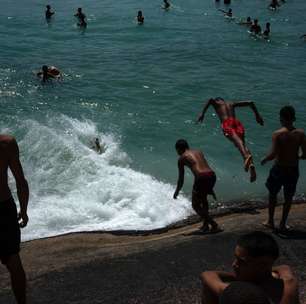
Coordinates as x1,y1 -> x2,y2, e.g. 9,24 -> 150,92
250,19 -> 262,35
263,22 -> 271,38
300,34 -> 306,39
45,5 -> 55,20
92,138 -> 103,154
37,65 -> 61,83
163,0 -> 170,10
219,8 -> 232,17
137,11 -> 144,24
74,7 -> 87,27
269,0 -> 280,10
239,16 -> 252,26
224,0 -> 231,4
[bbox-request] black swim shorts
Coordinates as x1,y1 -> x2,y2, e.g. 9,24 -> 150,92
193,171 -> 216,196
0,197 -> 21,264
265,164 -> 299,199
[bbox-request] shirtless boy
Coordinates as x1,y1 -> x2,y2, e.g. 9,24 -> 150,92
197,97 -> 264,182
37,65 -> 61,83
261,106 -> 306,233
0,134 -> 29,304
201,231 -> 299,304
45,5 -> 55,20
173,139 -> 220,233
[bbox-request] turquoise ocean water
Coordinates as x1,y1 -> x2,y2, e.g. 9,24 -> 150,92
1,0 -> 305,240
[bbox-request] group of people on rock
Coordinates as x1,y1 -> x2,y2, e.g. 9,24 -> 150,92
174,102 -> 306,234
1,104 -> 305,303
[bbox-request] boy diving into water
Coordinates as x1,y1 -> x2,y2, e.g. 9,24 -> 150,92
197,97 -> 264,182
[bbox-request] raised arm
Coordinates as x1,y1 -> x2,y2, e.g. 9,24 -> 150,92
261,132 -> 278,165
197,99 -> 213,123
173,158 -> 185,199
8,138 -> 29,228
233,101 -> 264,125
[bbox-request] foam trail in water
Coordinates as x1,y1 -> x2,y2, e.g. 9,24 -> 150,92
6,115 -> 192,241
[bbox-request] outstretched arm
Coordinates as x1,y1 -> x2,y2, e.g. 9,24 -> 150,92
197,99 -> 213,123
261,133 -> 278,165
233,101 -> 264,125
173,158 -> 185,199
8,138 -> 29,228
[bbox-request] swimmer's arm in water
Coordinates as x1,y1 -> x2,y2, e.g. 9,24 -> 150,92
218,9 -> 227,13
261,133 -> 278,165
197,99 -> 212,123
273,266 -> 300,304
233,101 -> 264,125
173,158 -> 185,199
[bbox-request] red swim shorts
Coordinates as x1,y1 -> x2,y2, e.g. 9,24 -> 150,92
221,118 -> 245,138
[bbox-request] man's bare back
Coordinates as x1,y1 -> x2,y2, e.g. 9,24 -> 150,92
198,97 -> 264,125
179,150 -> 213,179
273,127 -> 306,167
209,99 -> 237,122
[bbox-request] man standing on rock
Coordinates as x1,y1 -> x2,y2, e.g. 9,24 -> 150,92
261,106 -> 306,233
0,134 -> 29,304
173,139 -> 221,233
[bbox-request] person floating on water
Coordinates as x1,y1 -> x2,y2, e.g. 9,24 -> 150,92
0,134 -> 29,304
74,7 -> 87,27
250,19 -> 262,35
45,5 -> 55,20
219,8 -> 232,17
269,0 -> 280,10
137,10 -> 144,24
92,138 -> 103,154
163,0 -> 170,10
238,16 -> 252,26
261,106 -> 306,233
197,97 -> 264,182
263,22 -> 271,38
201,231 -> 299,304
173,139 -> 221,234
37,65 -> 61,83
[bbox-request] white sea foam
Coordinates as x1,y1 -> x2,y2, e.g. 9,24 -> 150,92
6,116 -> 192,241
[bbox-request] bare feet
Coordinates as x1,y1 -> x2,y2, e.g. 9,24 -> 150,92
210,225 -> 223,233
262,221 -> 275,230
250,165 -> 256,182
278,224 -> 292,233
